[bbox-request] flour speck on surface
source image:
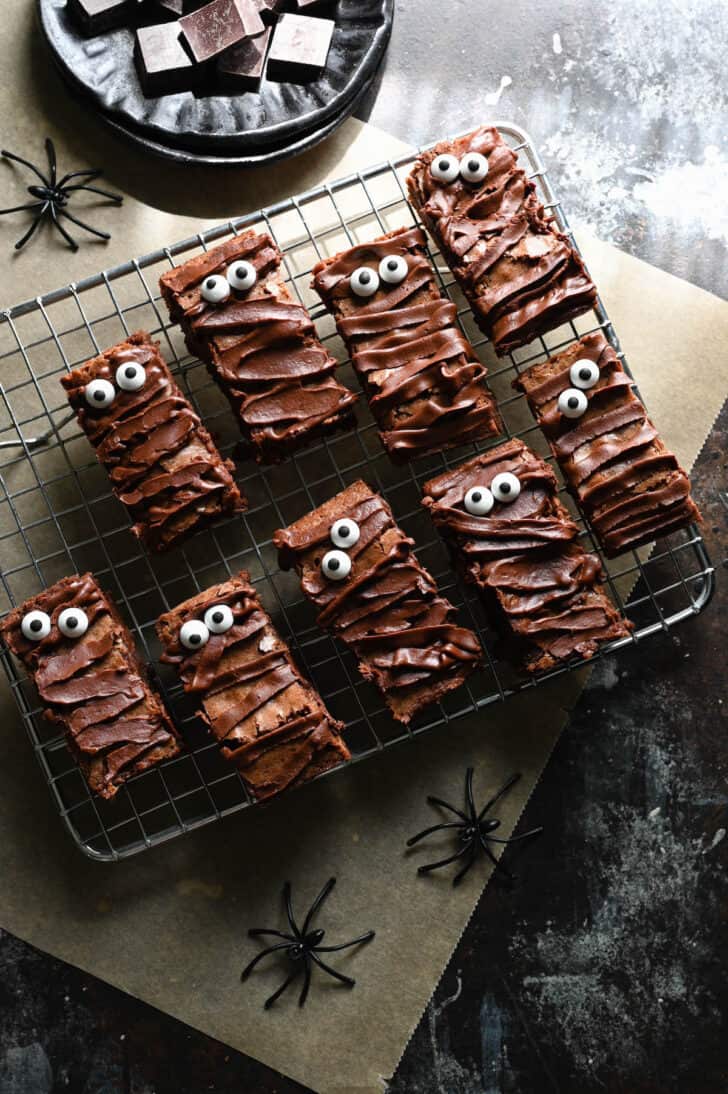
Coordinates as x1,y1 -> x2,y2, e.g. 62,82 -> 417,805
484,75 -> 512,106
552,32 -> 562,55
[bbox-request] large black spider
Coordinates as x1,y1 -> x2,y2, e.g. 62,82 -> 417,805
0,138 -> 123,252
407,768 -> 543,886
241,877 -> 375,1009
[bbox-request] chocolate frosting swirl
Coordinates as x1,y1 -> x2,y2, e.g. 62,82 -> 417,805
311,226 -> 501,460
406,126 -> 598,356
422,439 -> 632,673
513,333 -> 701,557
0,573 -> 179,799
159,230 -> 357,463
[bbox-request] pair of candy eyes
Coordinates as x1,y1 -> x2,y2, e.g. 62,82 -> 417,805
321,517 -> 360,582
179,604 -> 235,650
431,151 -> 489,185
200,260 -> 257,304
463,472 -> 521,516
21,608 -> 89,641
350,255 -> 408,298
84,362 -> 147,409
556,359 -> 600,419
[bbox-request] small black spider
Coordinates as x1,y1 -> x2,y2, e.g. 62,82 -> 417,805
0,138 -> 123,252
241,877 -> 375,1009
407,768 -> 543,886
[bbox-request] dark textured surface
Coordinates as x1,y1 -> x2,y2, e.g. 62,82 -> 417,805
2,0 -> 727,1090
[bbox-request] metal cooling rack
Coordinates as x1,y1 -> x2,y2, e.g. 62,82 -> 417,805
0,122 -> 714,861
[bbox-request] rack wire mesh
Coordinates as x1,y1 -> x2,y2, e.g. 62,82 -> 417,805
0,123 -> 714,861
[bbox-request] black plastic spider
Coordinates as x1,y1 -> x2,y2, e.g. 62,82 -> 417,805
407,768 -> 543,886
241,877 -> 375,1009
0,138 -> 123,252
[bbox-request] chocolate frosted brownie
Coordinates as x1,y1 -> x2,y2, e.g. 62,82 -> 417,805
407,126 -> 597,356
0,573 -> 180,799
156,572 -> 349,800
311,226 -> 501,460
273,480 -> 482,723
513,333 -> 702,557
62,331 -> 244,553
159,230 -> 357,463
422,439 -> 631,673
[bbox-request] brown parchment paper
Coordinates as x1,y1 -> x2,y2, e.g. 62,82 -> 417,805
1,7 -> 728,1091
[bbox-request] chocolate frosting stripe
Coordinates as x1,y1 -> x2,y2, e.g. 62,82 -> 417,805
422,439 -> 632,674
406,125 -> 598,356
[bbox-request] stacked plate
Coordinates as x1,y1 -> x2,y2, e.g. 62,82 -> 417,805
37,0 -> 394,166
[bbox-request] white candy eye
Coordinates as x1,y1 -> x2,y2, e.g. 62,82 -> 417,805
21,610 -> 51,642
431,154 -> 460,183
203,604 -> 234,634
321,549 -> 352,582
226,260 -> 257,292
330,517 -> 360,549
459,152 -> 489,183
179,619 -> 210,650
115,361 -> 146,392
463,485 -> 494,516
200,274 -> 231,304
378,255 -> 408,285
491,472 -> 521,503
350,266 -> 379,298
558,388 -> 589,419
84,379 -> 116,409
58,607 -> 89,639
569,359 -> 600,390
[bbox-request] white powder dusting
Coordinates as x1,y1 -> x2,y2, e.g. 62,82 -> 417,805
552,32 -> 562,55
633,147 -> 728,247
484,75 -> 512,107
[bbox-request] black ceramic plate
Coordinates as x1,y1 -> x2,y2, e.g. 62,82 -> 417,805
37,0 -> 393,154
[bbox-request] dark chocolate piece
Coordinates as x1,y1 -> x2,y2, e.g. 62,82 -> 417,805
407,126 -> 598,356
179,0 -> 264,63
267,13 -> 334,82
0,573 -> 181,800
134,21 -> 197,95
61,331 -> 245,552
513,333 -> 702,557
159,230 -> 357,463
156,572 -> 350,801
217,25 -> 271,87
67,0 -> 132,35
273,479 -> 482,724
252,0 -> 284,19
312,225 -> 501,461
422,439 -> 632,673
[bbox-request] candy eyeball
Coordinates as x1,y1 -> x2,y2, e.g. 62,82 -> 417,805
20,610 -> 51,642
430,153 -> 460,183
491,471 -> 521,503
58,607 -> 89,639
84,378 -> 116,409
115,361 -> 146,392
569,359 -> 600,390
459,152 -> 489,183
558,388 -> 589,419
321,549 -> 352,582
203,604 -> 234,635
463,485 -> 495,516
200,274 -> 231,305
330,517 -> 360,549
226,260 -> 257,292
378,255 -> 408,285
350,266 -> 380,298
179,619 -> 210,650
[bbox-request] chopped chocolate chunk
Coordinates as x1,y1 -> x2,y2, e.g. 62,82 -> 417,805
134,21 -> 197,96
156,572 -> 350,801
273,480 -> 482,724
312,225 -> 501,461
179,0 -> 264,63
217,24 -> 271,87
61,331 -> 245,552
267,13 -> 334,82
68,0 -> 133,35
252,0 -> 284,20
0,573 -> 181,800
422,439 -> 632,673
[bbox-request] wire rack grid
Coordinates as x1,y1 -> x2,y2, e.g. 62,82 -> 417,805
0,122 -> 714,861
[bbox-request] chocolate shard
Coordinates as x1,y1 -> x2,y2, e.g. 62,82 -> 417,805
217,24 -> 271,87
312,225 -> 502,461
134,21 -> 198,95
156,572 -> 350,801
273,479 -> 482,724
179,0 -> 264,63
68,0 -> 133,35
267,12 -> 334,82
0,573 -> 181,800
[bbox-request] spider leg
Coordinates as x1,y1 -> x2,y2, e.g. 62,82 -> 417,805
406,820 -> 463,847
314,930 -> 375,953
248,928 -> 295,941
0,201 -> 45,215
417,838 -> 475,876
240,940 -> 291,981
298,959 -> 312,1007
49,205 -> 78,251
62,183 -> 123,204
264,963 -> 302,1010
478,833 -> 513,878
301,876 -> 336,937
56,168 -> 103,188
14,205 -> 49,250
45,138 -> 57,187
309,951 -> 355,987
59,208 -> 111,241
1,148 -> 49,186
465,766 -> 477,823
477,772 -> 522,824
283,881 -> 301,939
426,795 -> 470,824
452,841 -> 479,887
486,826 -> 544,844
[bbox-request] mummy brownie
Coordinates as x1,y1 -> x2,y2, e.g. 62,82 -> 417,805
159,230 -> 357,464
422,439 -> 632,673
312,226 -> 501,461
273,480 -> 482,723
406,126 -> 598,356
